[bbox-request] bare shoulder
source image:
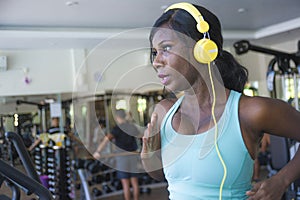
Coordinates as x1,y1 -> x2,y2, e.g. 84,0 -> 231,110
153,98 -> 178,126
239,94 -> 300,138
154,98 -> 177,112
240,95 -> 285,120
240,95 -> 294,114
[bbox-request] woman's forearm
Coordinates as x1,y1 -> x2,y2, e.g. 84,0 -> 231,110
276,146 -> 300,188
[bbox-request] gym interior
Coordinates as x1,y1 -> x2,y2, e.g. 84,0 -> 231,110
0,1 -> 300,200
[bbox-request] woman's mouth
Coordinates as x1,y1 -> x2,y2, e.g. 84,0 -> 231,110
158,74 -> 169,85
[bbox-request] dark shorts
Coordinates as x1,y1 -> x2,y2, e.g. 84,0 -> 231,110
115,153 -> 140,179
116,171 -> 140,179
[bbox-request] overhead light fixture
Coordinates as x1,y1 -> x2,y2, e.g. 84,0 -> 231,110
44,98 -> 55,104
237,8 -> 247,13
65,1 -> 79,7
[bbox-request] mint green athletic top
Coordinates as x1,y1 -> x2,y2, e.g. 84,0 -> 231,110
160,90 -> 253,200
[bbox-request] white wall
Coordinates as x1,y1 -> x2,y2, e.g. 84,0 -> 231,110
0,50 -> 73,96
85,48 -> 159,94
0,47 -> 161,114
0,34 -> 299,114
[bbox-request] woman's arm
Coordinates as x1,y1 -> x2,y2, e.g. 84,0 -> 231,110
243,96 -> 300,199
141,113 -> 164,181
141,99 -> 176,181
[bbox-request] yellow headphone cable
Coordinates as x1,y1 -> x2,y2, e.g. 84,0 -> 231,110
208,62 -> 227,200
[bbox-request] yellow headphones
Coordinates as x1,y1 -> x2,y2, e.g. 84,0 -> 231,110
165,2 -> 218,64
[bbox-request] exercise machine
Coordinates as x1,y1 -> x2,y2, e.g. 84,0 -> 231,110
0,132 -> 53,200
234,40 -> 300,108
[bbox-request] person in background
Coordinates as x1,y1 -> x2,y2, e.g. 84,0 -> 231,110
93,109 -> 140,200
28,117 -> 66,151
140,2 -> 300,200
126,111 -> 144,151
252,133 -> 270,182
47,117 -> 61,134
92,118 -> 107,149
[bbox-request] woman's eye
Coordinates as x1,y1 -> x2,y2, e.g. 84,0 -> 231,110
151,50 -> 157,62
152,51 -> 157,57
163,45 -> 171,52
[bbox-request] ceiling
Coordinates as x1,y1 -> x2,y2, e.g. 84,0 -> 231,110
0,0 -> 300,49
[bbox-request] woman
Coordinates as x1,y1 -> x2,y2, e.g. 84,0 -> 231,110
141,2 -> 300,200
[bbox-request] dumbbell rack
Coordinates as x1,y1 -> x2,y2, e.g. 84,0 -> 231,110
34,144 -> 47,175
79,159 -> 167,199
91,170 -> 167,199
76,158 -> 118,199
34,137 -> 74,199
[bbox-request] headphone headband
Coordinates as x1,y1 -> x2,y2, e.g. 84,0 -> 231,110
164,2 -> 209,33
165,2 -> 203,23
164,2 -> 218,64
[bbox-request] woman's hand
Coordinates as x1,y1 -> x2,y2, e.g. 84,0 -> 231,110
140,112 -> 164,179
246,175 -> 287,200
141,113 -> 161,159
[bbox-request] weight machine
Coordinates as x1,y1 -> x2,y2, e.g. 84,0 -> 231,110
233,40 -> 300,109
16,100 -> 49,133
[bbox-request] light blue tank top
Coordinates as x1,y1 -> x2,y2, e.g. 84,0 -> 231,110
160,90 -> 253,200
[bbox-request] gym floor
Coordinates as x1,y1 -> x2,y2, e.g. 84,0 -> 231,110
100,186 -> 169,200
0,187 -> 169,200
0,160 -> 268,200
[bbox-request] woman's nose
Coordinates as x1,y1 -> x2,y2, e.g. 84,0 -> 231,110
152,51 -> 164,69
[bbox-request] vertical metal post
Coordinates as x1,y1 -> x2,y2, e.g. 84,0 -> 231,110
41,107 -> 47,133
293,73 -> 299,111
57,94 -> 64,133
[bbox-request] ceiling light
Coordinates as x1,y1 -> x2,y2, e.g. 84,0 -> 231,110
45,98 -> 55,104
237,8 -> 246,13
65,1 -> 79,6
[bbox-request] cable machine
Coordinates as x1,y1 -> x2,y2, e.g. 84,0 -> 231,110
16,100 -> 48,133
234,40 -> 300,110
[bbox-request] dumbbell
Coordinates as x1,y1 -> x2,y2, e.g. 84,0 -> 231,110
91,174 -> 103,184
83,159 -> 95,171
101,163 -> 109,171
92,187 -> 102,197
47,157 -> 55,163
139,174 -> 152,185
140,187 -> 152,194
102,183 -> 113,193
74,158 -> 85,169
86,160 -> 102,174
111,179 -> 122,190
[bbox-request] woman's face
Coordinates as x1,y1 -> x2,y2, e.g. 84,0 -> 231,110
151,26 -> 200,92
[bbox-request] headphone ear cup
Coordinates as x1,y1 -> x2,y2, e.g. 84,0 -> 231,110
193,39 -> 218,63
